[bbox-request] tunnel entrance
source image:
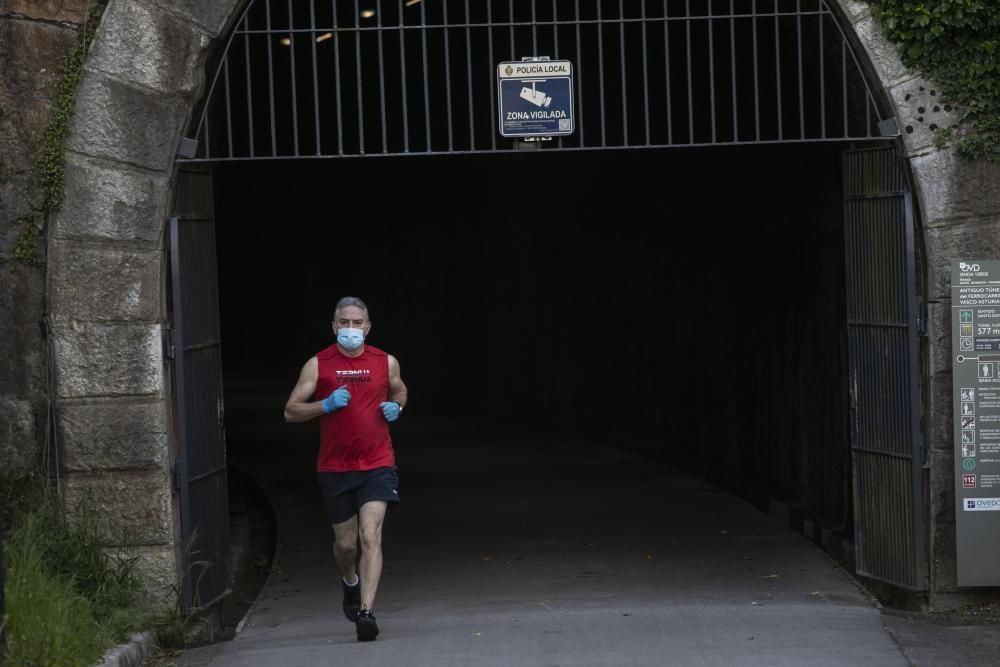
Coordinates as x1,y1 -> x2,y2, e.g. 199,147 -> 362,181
212,144 -> 853,503
165,0 -> 927,613
170,138 -> 926,603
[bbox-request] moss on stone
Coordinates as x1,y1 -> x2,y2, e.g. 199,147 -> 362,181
12,216 -> 42,267
36,0 -> 109,215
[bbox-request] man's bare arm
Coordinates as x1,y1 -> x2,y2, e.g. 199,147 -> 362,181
387,355 -> 408,408
283,357 -> 326,423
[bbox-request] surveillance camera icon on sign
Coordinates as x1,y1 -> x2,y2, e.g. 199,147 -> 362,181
520,87 -> 552,108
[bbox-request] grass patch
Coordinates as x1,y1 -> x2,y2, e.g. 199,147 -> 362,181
1,471 -> 161,666
4,512 -> 110,666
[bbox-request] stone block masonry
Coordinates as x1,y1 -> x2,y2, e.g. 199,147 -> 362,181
838,0 -> 1000,603
38,0 -> 243,601
2,0 -> 999,607
0,0 -> 88,487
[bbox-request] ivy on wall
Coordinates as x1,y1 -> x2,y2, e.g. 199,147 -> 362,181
14,1 -> 109,268
869,1 -> 999,162
12,217 -> 42,266
35,0 -> 109,217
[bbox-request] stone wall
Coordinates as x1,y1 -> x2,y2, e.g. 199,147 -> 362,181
0,1 -> 87,471
3,0 -> 998,604
837,0 -> 1000,603
0,0 -> 241,599
42,0 -> 242,600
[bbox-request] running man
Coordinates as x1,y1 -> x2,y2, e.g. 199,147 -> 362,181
284,296 -> 408,642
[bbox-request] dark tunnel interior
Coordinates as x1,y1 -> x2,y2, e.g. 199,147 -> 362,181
212,140 -> 855,531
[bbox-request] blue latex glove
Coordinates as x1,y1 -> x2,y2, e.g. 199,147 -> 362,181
380,401 -> 402,422
322,385 -> 351,413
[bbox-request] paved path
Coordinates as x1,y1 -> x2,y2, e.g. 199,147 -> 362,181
169,391 -> 908,667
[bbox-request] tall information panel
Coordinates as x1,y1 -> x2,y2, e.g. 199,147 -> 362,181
952,260 -> 1000,586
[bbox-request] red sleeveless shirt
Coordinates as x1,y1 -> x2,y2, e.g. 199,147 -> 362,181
314,343 -> 395,472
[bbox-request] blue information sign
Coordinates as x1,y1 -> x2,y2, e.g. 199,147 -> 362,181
496,60 -> 575,138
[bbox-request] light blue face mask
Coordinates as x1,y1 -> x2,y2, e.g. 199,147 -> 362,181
337,327 -> 365,350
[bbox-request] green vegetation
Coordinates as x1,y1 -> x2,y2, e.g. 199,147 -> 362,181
35,0 -> 109,215
869,1 -> 1000,162
11,217 -> 42,267
151,536 -> 215,652
0,470 -> 157,666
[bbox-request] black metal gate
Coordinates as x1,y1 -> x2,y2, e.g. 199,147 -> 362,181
165,0 -> 928,595
843,145 -> 926,589
169,168 -> 231,610
180,0 -> 888,162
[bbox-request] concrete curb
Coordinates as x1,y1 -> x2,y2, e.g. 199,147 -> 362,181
93,631 -> 157,667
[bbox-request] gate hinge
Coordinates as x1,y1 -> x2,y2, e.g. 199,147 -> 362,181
877,117 -> 901,138
170,463 -> 181,494
162,327 -> 175,360
176,136 -> 198,159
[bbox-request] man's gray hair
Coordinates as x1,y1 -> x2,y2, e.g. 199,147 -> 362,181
334,296 -> 370,321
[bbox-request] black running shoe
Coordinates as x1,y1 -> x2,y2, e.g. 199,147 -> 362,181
356,609 -> 379,642
342,579 -> 361,622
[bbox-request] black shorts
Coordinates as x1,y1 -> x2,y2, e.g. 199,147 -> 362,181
317,466 -> 400,525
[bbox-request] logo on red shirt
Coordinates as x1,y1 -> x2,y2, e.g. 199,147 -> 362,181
336,369 -> 372,383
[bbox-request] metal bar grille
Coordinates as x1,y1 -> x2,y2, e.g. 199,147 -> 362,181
333,0 -> 344,153
376,1 -> 387,153
353,0 -> 365,153
289,1 -> 301,154
844,146 -> 926,590
442,0 -> 454,150
170,169 -> 232,610
184,0 -> 886,162
310,0 -> 321,153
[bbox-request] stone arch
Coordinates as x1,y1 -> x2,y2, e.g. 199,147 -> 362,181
47,0 -> 245,596
47,0 -> 999,599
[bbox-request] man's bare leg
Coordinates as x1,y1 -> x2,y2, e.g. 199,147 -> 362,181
357,500 -> 388,610
332,515 -> 361,621
332,515 -> 359,582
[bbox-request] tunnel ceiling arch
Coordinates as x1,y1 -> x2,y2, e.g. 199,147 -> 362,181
182,0 -> 890,162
